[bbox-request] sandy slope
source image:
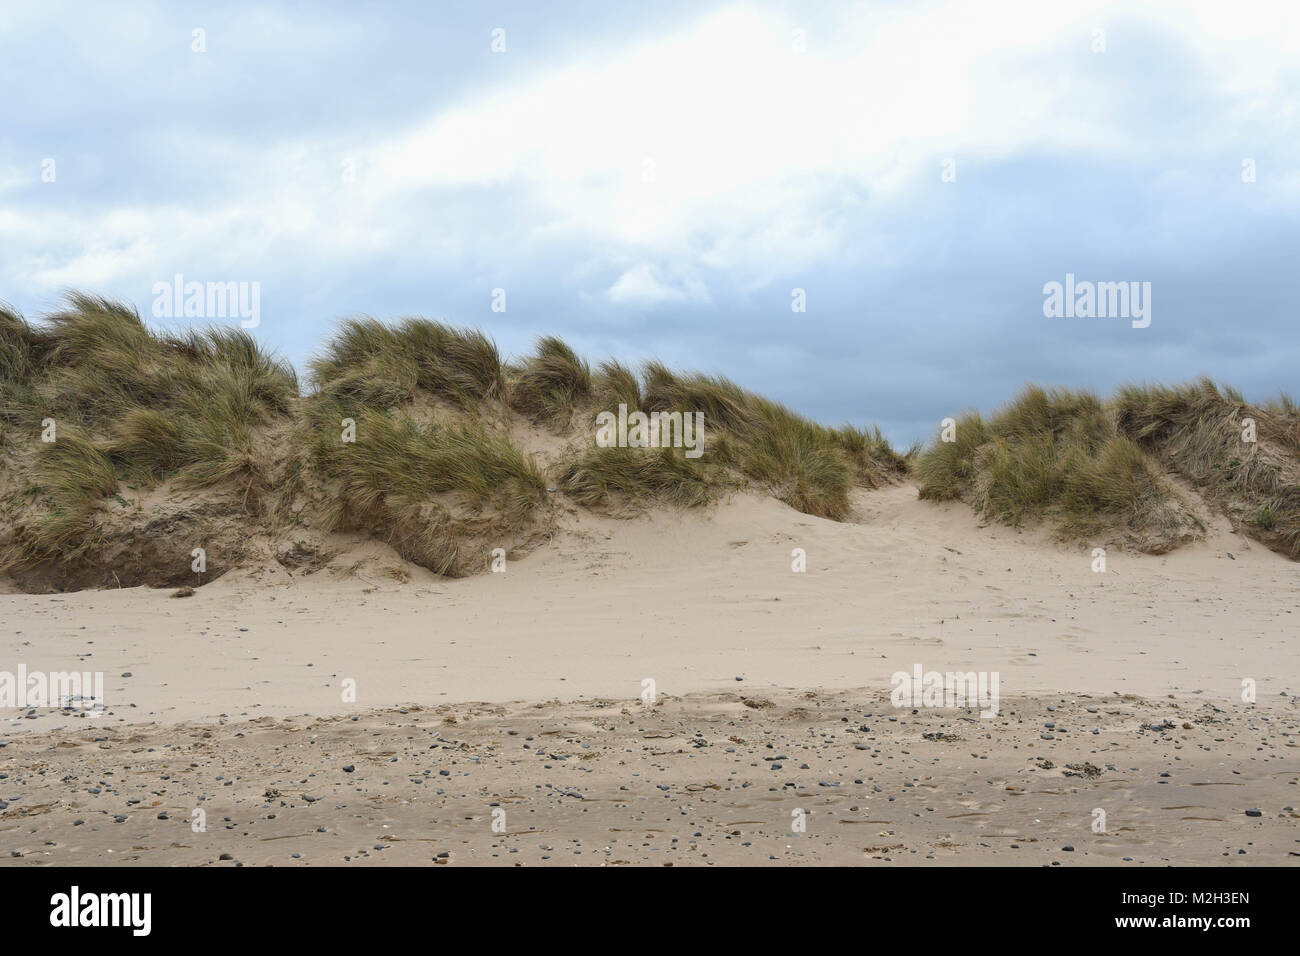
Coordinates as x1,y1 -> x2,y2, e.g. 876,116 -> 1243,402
2,484 -> 1297,866
2,484 -> 1296,730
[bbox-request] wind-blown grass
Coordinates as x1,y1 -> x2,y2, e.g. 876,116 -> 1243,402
308,407 -> 548,575
592,359 -> 642,410
556,360 -> 907,519
308,317 -> 504,409
0,295 -> 297,572
1114,379 -> 1300,557
508,336 -> 592,423
0,293 -> 905,587
4,426 -> 117,567
559,445 -> 724,509
915,384 -> 1230,553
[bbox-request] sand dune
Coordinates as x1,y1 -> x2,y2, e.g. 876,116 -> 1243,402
3,482 -> 1295,731
4,346 -> 1298,866
4,480 -> 1299,866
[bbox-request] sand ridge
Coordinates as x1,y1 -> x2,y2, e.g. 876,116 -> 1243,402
2,483 -> 1297,867
2,484 -> 1296,731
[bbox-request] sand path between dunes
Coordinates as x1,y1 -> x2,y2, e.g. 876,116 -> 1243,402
2,483 -> 1298,731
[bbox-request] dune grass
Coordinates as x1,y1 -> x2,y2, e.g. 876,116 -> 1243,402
602,363 -> 905,518
559,445 -> 725,509
306,405 -> 548,575
16,296 -> 297,484
592,359 -> 643,410
35,291 -> 1298,587
508,335 -> 592,423
302,321 -> 547,575
0,305 -> 41,448
913,380 -> 1300,555
308,317 -> 504,410
915,385 -> 1201,551
3,426 -> 117,567
0,295 -> 299,572
503,340 -> 907,519
1113,379 -> 1300,557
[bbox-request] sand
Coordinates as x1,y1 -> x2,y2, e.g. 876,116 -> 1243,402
1,484 -> 1298,865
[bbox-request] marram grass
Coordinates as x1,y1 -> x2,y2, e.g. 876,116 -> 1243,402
916,381 -> 1299,557
0,294 -> 905,585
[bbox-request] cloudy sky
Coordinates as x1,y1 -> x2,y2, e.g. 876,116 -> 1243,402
2,0 -> 1297,443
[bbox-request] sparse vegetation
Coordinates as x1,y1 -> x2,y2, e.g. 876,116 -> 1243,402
560,445 -> 725,509
1,296 -> 297,578
15,291 -> 1292,591
1113,378 -> 1300,557
917,380 -> 1300,557
508,335 -> 592,424
307,317 -> 504,410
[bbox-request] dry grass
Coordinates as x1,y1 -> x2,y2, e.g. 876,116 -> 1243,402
1114,379 -> 1300,557
308,317 -> 504,410
508,343 -> 909,520
915,385 -> 1203,552
4,426 -> 117,567
508,336 -> 592,424
25,292 -> 1289,589
559,445 -> 725,509
1,296 -> 296,572
914,380 -> 1300,555
307,407 -> 548,575
574,362 -> 906,519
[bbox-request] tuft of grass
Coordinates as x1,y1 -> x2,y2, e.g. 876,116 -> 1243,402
310,408 -> 547,575
568,361 -> 904,520
309,317 -> 503,409
0,305 -> 44,444
509,336 -> 592,424
641,362 -> 759,435
915,386 -> 1200,552
1250,506 -> 1278,531
738,401 -> 855,519
593,359 -> 643,410
1114,378 -> 1300,557
826,423 -> 910,487
559,445 -> 723,509
914,412 -> 988,500
0,303 -> 40,385
2,427 -> 117,568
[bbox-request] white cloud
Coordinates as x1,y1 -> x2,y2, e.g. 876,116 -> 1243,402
352,1 -> 1300,282
606,264 -> 711,306
5,0 -> 1299,304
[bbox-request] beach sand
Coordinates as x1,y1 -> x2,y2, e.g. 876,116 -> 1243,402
2,484 -> 1297,865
